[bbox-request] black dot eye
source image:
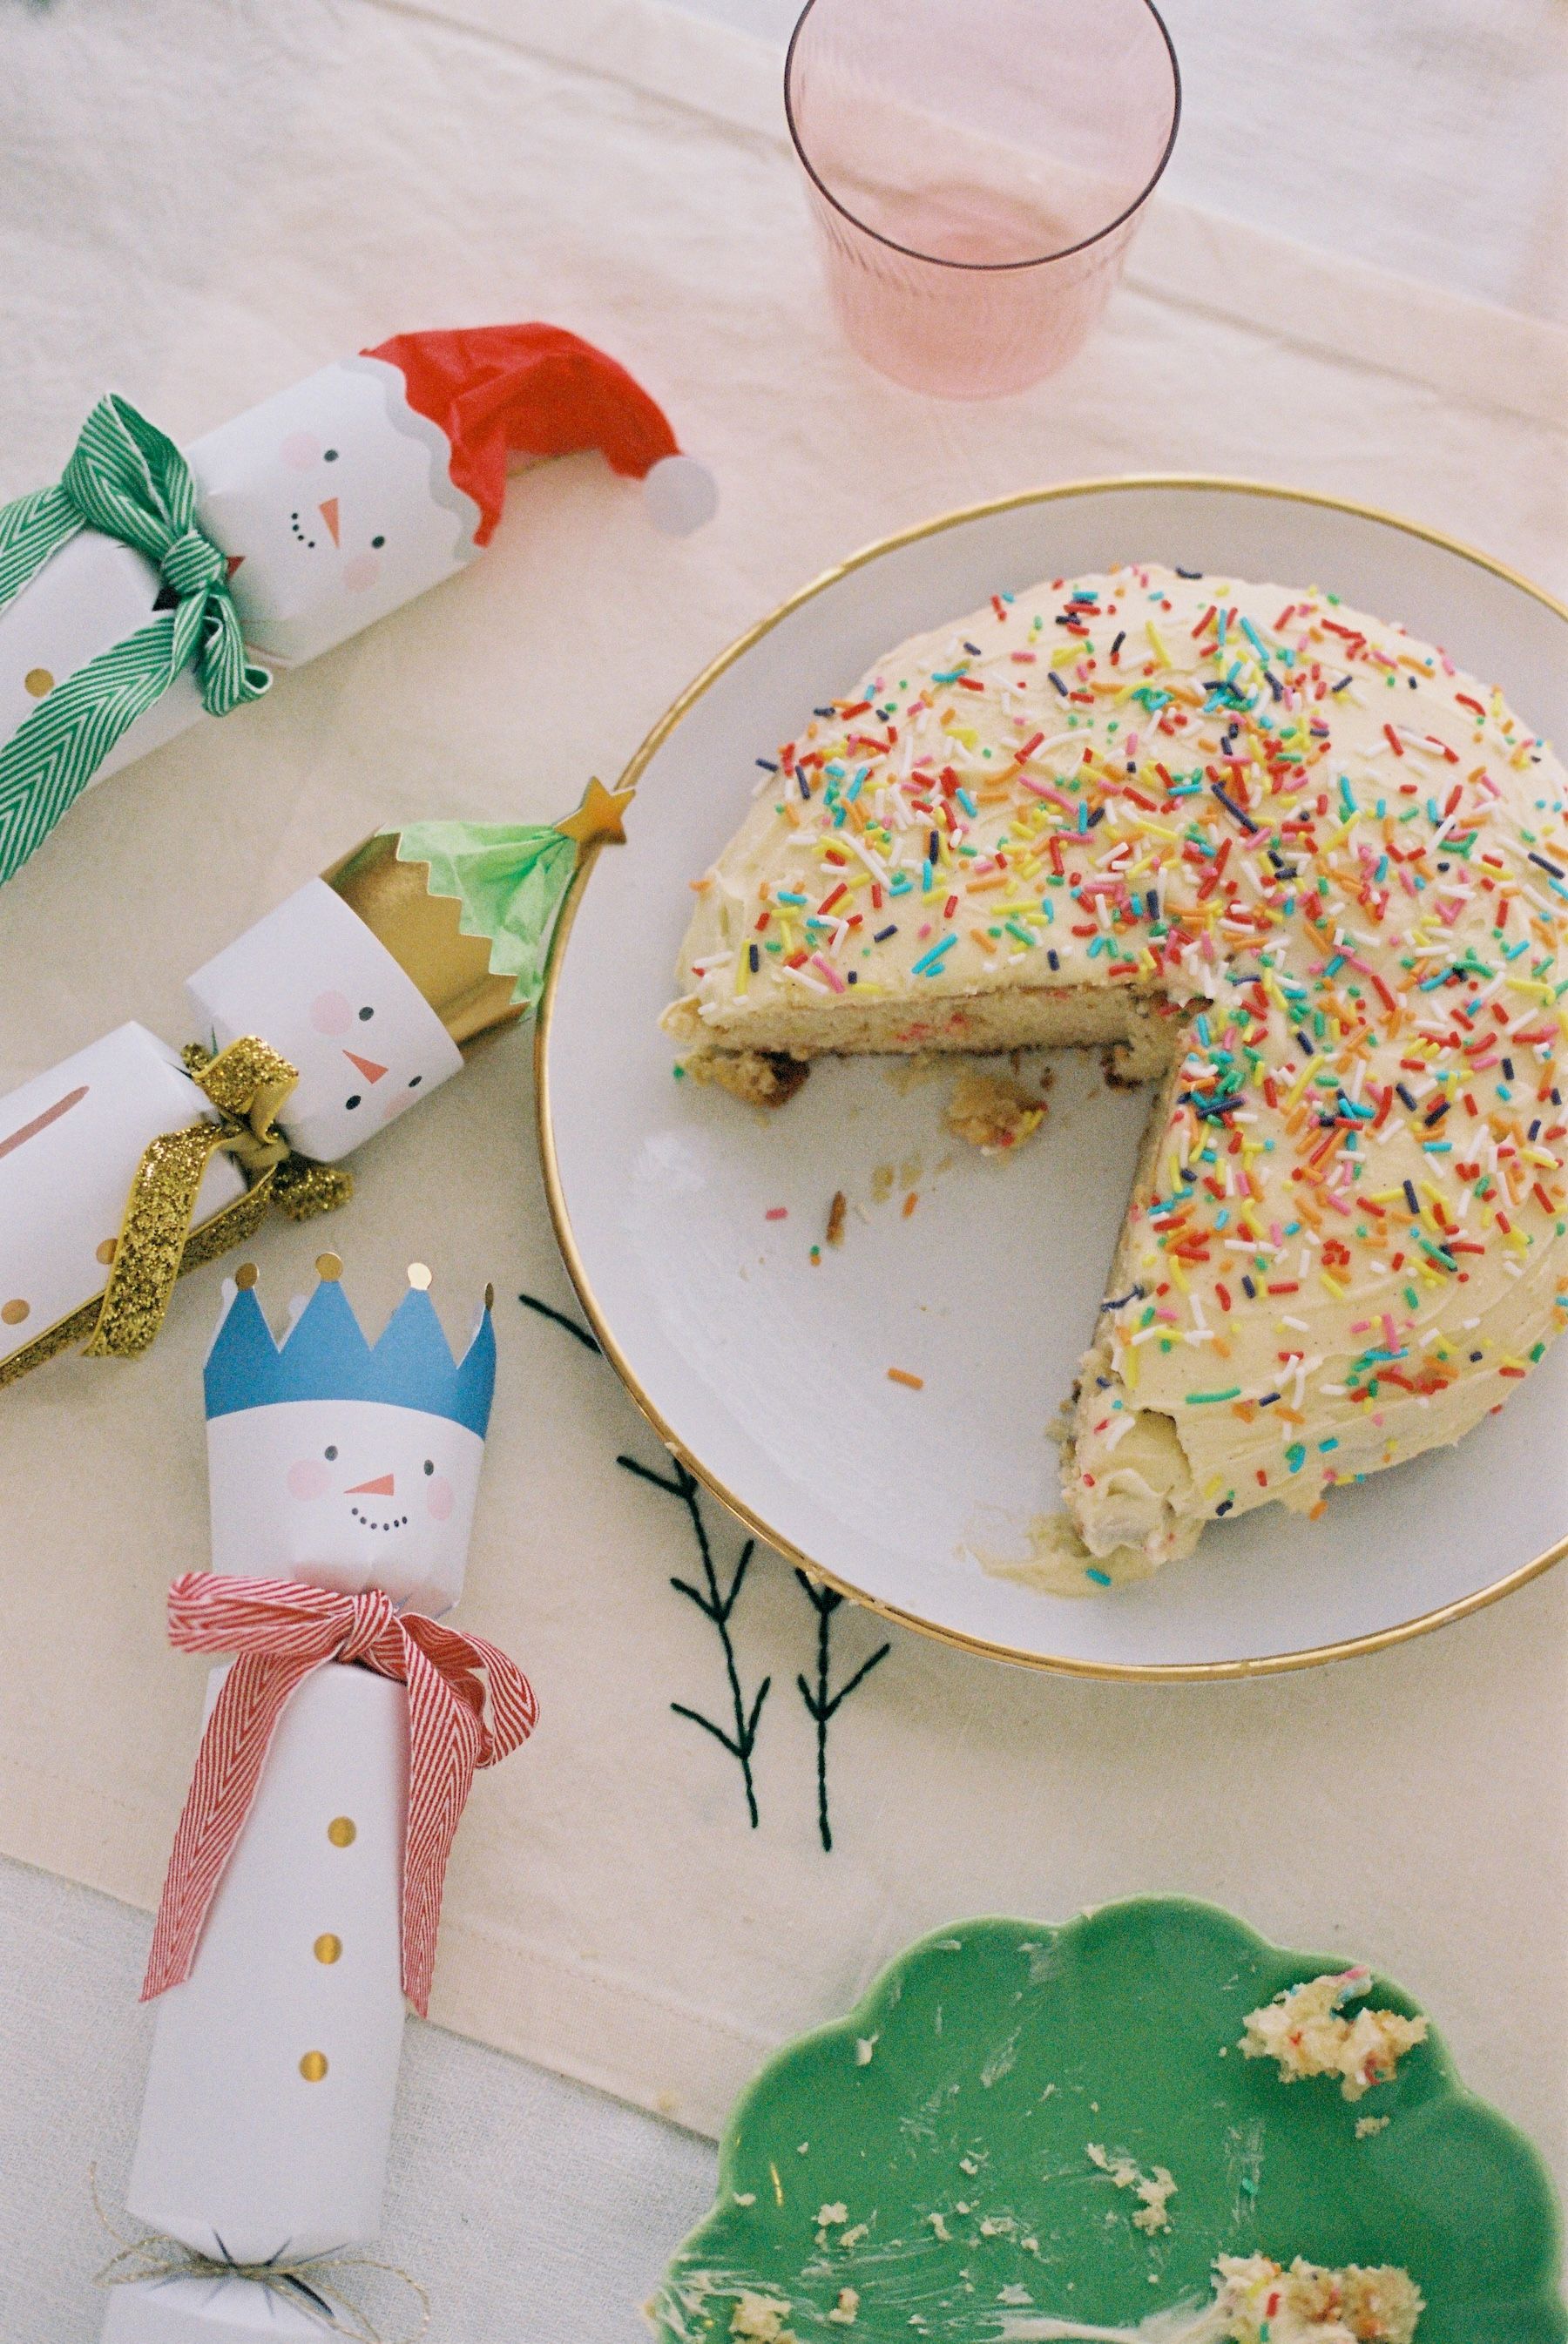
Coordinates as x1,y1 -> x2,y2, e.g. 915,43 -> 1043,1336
423,1459 -> 435,1476
325,1445 -> 338,1461
408,1074 -> 422,1090
324,449 -> 339,462
345,1094 -> 362,1111
358,1005 -> 374,1021
371,534 -> 385,549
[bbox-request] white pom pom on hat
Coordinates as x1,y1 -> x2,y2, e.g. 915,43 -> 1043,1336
642,452 -> 719,537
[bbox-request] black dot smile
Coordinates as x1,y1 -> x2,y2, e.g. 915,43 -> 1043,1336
349,1506 -> 409,1531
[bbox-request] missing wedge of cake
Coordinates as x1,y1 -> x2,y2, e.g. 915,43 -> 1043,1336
664,563 -> 1568,1573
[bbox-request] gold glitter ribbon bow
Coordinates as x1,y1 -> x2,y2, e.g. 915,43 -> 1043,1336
92,2178 -> 429,2341
84,1035 -> 351,1360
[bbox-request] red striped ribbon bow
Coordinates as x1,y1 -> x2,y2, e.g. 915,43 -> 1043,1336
143,1572 -> 537,2018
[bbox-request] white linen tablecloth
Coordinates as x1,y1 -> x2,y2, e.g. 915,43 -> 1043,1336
1,1 -> 1565,2335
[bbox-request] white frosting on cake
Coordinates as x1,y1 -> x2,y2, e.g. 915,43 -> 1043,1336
667,564 -> 1568,1567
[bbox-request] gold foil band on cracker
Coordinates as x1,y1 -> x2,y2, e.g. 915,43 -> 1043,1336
325,831 -> 524,1051
0,1035 -> 351,1384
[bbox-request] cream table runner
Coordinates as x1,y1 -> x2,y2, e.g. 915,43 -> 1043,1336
1,0 -> 1565,2197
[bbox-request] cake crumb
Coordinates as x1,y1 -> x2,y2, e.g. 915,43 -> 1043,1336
826,1189 -> 848,1247
943,1070 -> 1051,1153
1355,2113 -> 1391,2138
855,2035 -> 877,2064
827,2288 -> 860,2327
687,1048 -> 810,1109
882,1053 -> 944,1095
1241,1968 -> 1428,2101
730,2294 -> 798,2342
1085,2142 -> 1177,2234
925,2211 -> 951,2242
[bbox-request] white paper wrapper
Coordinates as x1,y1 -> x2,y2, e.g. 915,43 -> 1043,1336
101,2273 -> 328,2341
0,532 -> 203,787
127,1664 -> 409,2261
0,1023 -> 246,1369
186,879 -> 463,1165
0,355 -> 479,790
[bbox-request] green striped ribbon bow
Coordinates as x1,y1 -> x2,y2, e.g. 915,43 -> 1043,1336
0,394 -> 271,886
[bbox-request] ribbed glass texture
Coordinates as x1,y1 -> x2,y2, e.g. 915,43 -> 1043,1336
786,0 -> 1180,399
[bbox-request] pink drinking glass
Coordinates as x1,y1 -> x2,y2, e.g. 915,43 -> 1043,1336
785,0 -> 1180,399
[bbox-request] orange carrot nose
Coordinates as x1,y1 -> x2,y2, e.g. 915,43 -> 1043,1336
348,1473 -> 395,1496
343,1049 -> 388,1082
318,496 -> 341,546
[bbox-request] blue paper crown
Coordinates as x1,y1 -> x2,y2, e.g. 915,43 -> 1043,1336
206,1265 -> 496,1438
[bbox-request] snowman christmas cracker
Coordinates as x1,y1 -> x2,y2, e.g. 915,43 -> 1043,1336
98,1255 -> 532,2341
0,784 -> 630,1387
0,320 -> 713,884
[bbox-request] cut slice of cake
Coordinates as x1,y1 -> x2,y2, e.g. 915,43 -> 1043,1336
664,564 -> 1568,1572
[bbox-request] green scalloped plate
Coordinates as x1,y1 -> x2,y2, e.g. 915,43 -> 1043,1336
650,1901 -> 1565,2343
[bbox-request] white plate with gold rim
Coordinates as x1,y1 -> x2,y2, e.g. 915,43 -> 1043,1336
537,479 -> 1568,1676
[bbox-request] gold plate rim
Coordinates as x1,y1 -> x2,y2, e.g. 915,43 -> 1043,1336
536,473 -> 1568,1681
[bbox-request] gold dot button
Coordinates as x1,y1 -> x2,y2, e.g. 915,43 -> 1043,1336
234,1261 -> 259,1290
97,1238 -> 118,1266
299,2050 -> 329,2083
316,1252 -> 343,1282
314,1934 -> 342,1965
24,667 -> 54,699
1,1299 -> 29,1327
326,1816 -> 356,1848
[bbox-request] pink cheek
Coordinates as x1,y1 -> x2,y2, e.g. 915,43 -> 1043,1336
380,1087 -> 416,1125
341,552 -> 382,593
310,990 -> 353,1036
287,1459 -> 333,1501
424,1476 -> 454,1522
281,431 -> 322,471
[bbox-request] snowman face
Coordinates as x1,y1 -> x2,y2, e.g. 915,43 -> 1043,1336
186,880 -> 463,1164
208,1397 -> 483,1614
187,358 -> 479,666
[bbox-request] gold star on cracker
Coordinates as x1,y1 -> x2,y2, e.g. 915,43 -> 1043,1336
556,777 -> 634,848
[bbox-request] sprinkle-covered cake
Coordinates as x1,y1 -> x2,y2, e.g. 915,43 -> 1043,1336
664,564 -> 1568,1570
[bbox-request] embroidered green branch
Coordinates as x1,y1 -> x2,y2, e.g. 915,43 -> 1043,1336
517,1287 -> 895,1847
618,1452 -> 772,1828
794,1574 -> 890,1853
516,1289 -> 601,1353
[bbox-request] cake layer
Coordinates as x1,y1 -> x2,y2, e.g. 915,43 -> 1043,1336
666,564 -> 1568,1570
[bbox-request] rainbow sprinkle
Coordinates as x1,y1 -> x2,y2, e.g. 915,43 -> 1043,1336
685,564 -> 1568,1537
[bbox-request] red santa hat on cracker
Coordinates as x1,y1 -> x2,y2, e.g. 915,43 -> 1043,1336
364,321 -> 717,541
0,314 -> 718,888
